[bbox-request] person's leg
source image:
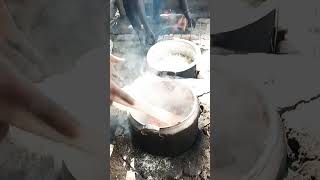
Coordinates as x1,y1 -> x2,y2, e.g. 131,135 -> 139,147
123,0 -> 142,31
135,0 -> 156,44
153,0 -> 161,23
179,0 -> 195,28
122,0 -> 147,44
115,0 -> 127,17
110,0 -> 118,21
113,0 -> 133,34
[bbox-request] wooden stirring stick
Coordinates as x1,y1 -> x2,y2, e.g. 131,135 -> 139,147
112,92 -> 181,127
134,101 -> 181,126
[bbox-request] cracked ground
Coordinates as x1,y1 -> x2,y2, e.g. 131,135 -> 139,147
213,55 -> 320,179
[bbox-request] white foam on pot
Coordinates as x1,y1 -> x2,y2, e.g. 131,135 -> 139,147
123,74 -> 195,128
147,39 -> 201,73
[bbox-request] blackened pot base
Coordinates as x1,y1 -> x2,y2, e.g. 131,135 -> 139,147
129,110 -> 199,156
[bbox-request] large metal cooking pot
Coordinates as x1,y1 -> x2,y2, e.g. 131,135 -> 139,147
146,39 -> 201,78
128,79 -> 200,156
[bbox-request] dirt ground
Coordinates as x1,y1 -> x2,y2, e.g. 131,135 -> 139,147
282,100 -> 320,180
110,102 -> 210,180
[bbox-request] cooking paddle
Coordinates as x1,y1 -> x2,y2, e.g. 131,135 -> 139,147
112,88 -> 181,127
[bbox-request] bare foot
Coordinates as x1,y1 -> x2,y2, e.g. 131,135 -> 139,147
117,17 -> 133,34
136,29 -> 146,45
146,31 -> 156,45
187,18 -> 196,29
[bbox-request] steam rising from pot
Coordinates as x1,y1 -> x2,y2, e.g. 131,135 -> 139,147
122,74 -> 195,127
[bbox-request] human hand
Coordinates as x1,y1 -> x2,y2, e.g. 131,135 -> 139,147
0,0 -> 46,82
176,15 -> 196,31
109,54 -> 134,106
110,80 -> 134,106
0,58 -> 80,141
110,54 -> 125,64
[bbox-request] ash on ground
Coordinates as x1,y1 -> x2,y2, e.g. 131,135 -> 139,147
282,100 -> 320,180
110,16 -> 210,180
110,103 -> 210,180
284,128 -> 320,180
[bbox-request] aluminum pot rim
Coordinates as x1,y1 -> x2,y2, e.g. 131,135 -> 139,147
128,80 -> 200,132
146,39 -> 202,73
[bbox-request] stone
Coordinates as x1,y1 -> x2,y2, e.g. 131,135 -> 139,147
284,169 -> 304,180
283,100 -> 320,142
197,18 -> 210,24
197,50 -> 210,80
125,170 -> 136,180
183,165 -> 201,177
198,93 -> 210,106
299,161 -> 320,179
115,127 -> 124,137
110,145 -> 114,157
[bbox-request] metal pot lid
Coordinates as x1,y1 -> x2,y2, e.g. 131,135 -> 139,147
212,0 -> 278,34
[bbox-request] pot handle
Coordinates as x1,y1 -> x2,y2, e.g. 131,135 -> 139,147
167,71 -> 177,76
158,71 -> 177,77
140,124 -> 160,135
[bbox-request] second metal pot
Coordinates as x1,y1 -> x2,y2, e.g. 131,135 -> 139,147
146,39 -> 201,78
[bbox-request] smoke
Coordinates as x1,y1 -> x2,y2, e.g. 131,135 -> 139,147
110,41 -> 146,87
122,73 -> 195,125
109,10 -> 198,129
110,36 -> 196,127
